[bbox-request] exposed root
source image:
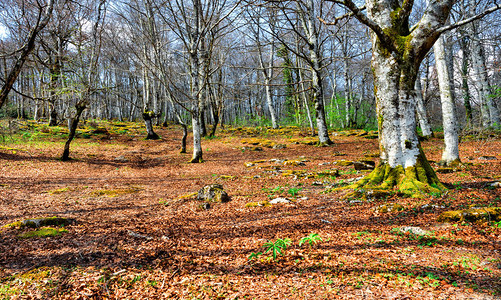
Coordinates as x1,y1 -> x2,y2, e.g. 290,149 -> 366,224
348,151 -> 445,198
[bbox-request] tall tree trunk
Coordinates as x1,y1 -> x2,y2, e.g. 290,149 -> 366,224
459,37 -> 473,126
469,1 -> 500,128
434,35 -> 460,166
300,0 -> 332,145
415,77 -> 433,138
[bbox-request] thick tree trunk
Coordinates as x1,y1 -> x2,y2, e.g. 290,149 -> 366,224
434,36 -> 460,166
352,46 -> 444,196
143,111 -> 160,140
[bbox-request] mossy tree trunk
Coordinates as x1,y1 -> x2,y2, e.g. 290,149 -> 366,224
143,111 -> 160,140
336,0 -> 458,195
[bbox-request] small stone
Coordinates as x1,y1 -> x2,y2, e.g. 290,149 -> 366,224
353,161 -> 375,170
272,144 -> 287,149
269,197 -> 291,204
312,181 -> 323,186
489,182 -> 501,188
299,197 -> 309,201
114,155 -> 128,162
321,219 -> 332,224
478,156 -> 497,160
349,200 -> 363,204
399,226 -> 430,236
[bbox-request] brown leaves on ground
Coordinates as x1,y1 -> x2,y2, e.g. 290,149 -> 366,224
0,125 -> 500,299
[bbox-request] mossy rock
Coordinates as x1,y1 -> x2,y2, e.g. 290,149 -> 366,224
436,167 -> 454,174
364,152 -> 380,158
334,160 -> 354,166
197,184 -> 231,203
241,146 -> 263,152
245,201 -> 271,208
283,160 -> 305,167
375,203 -> 405,213
47,187 -> 70,195
288,138 -> 317,145
218,175 -> 235,180
241,138 -> 276,148
91,188 -> 141,198
438,207 -> 501,223
241,138 -> 262,145
282,170 -> 315,178
260,140 -> 277,148
178,192 -> 198,200
364,134 -> 379,139
354,161 -> 375,171
18,227 -> 68,239
3,217 -> 73,229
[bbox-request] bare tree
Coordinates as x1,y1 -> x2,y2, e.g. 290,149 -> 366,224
0,0 -> 55,109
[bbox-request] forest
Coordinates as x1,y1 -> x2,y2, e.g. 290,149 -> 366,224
0,0 -> 500,298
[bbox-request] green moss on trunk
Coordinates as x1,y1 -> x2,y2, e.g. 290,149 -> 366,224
349,149 -> 445,198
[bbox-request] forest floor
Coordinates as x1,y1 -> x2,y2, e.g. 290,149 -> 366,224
0,120 -> 500,299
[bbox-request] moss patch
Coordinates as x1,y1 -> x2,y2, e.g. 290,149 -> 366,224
438,207 -> 501,223
91,187 -> 141,198
47,187 -> 70,194
245,201 -> 271,208
18,227 -> 68,239
178,192 -> 198,200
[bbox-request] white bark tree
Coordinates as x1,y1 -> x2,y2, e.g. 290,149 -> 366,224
434,35 -> 460,166
415,76 -> 433,138
326,0 -> 501,195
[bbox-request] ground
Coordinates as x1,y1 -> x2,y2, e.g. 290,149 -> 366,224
0,121 -> 500,299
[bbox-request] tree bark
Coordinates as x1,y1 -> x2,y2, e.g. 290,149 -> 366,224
61,103 -> 86,161
434,35 -> 460,166
415,77 -> 433,138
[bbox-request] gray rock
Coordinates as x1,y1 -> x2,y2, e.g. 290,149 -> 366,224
272,144 -> 287,149
478,156 -> 497,160
197,184 -> 231,203
114,155 -> 128,162
353,161 -> 375,170
489,182 -> 501,188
